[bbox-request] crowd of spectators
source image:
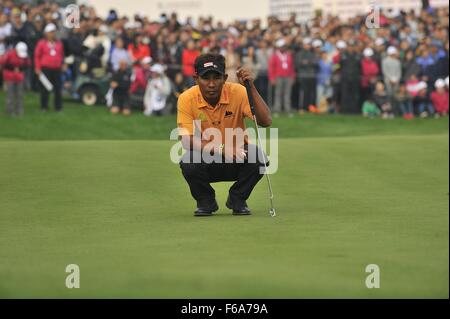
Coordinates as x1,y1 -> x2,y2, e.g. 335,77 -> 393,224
0,0 -> 448,118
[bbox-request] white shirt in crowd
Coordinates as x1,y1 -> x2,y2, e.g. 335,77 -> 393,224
0,22 -> 12,56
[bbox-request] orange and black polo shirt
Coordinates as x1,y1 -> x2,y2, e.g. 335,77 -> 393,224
177,82 -> 253,143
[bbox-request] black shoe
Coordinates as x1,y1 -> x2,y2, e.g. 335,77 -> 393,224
226,196 -> 251,215
194,199 -> 218,217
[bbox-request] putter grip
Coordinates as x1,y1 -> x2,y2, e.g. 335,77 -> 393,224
244,80 -> 256,116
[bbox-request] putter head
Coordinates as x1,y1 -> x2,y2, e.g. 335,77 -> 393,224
269,208 -> 276,217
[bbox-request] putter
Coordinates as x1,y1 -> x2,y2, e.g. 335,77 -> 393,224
244,80 -> 276,217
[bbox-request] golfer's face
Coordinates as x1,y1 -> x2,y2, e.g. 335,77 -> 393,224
197,71 -> 226,101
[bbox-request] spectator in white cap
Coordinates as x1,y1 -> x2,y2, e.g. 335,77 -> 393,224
144,64 -> 172,116
312,39 -> 323,56
361,47 -> 380,104
295,36 -> 319,113
375,38 -> 385,48
430,79 -> 449,117
141,56 -> 153,79
34,23 -> 64,112
312,39 -> 322,49
268,37 -> 295,116
0,42 -> 31,115
336,40 -> 347,50
414,81 -> 434,118
382,46 -> 402,98
373,38 -> 386,67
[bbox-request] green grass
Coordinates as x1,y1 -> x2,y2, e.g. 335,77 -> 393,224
0,93 -> 448,140
0,92 -> 448,298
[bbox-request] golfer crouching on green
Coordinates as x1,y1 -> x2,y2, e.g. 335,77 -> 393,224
177,53 -> 272,216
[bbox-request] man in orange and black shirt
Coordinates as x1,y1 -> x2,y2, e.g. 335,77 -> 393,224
177,53 -> 272,216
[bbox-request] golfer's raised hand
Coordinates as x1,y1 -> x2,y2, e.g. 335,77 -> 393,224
236,67 -> 254,86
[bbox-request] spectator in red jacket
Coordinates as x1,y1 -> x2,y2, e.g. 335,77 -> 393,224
182,40 -> 200,87
268,38 -> 295,116
361,48 -> 380,104
430,79 -> 449,117
0,42 -> 31,115
127,33 -> 151,63
129,59 -> 148,95
34,23 -> 64,112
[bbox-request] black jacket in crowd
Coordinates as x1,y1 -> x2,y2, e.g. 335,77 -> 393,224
112,69 -> 131,96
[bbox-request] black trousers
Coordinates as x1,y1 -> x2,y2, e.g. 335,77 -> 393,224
340,78 -> 361,114
40,68 -> 62,111
180,144 -> 267,203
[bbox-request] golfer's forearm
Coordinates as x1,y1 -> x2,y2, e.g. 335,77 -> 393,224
249,83 -> 272,127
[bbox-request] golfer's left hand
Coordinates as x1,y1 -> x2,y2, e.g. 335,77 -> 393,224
236,67 -> 254,86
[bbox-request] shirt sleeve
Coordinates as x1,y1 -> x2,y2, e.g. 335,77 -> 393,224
177,93 -> 194,136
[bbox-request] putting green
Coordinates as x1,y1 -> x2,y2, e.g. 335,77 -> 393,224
0,134 -> 448,298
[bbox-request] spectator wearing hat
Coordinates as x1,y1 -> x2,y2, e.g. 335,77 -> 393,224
0,42 -> 30,115
414,81 -> 434,118
269,38 -> 295,115
34,23 -> 64,112
296,37 -> 319,113
141,56 -> 153,80
144,63 -> 171,116
373,38 -> 386,68
430,79 -> 449,117
361,47 -> 380,105
382,46 -> 402,99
